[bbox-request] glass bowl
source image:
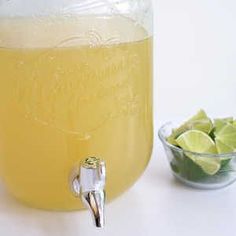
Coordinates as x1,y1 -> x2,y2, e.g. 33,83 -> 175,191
158,122 -> 236,190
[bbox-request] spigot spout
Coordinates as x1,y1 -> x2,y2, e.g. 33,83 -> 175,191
81,190 -> 105,228
71,157 -> 106,228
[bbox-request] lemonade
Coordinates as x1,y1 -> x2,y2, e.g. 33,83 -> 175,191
0,16 -> 153,210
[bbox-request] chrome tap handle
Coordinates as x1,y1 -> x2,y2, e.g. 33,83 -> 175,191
72,157 -> 106,228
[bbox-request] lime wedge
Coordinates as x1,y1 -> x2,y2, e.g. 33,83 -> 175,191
189,109 -> 210,121
215,123 -> 236,149
215,138 -> 234,154
176,130 -> 220,175
221,117 -> 234,123
215,138 -> 233,167
167,110 -> 213,145
192,158 -> 221,176
176,130 -> 217,154
214,117 -> 234,134
233,120 -> 236,127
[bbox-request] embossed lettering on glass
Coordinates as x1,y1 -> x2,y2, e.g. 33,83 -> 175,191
0,0 -> 153,228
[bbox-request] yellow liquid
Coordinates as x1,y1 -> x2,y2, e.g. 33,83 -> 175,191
0,16 -> 153,210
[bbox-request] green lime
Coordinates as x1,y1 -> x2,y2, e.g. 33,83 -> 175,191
189,109 -> 210,121
176,130 -> 220,175
222,117 -> 234,123
214,117 -> 234,134
215,138 -> 234,154
191,158 -> 221,176
233,120 -> 236,127
167,110 -> 213,146
176,130 -> 217,154
214,119 -> 226,133
215,123 -> 236,149
215,138 -> 233,167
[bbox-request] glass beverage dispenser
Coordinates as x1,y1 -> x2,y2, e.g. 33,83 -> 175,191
0,0 -> 153,227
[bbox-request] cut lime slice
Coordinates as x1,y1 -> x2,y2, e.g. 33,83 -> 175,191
215,138 -> 233,167
233,120 -> 236,127
167,110 -> 213,145
215,138 -> 234,154
189,109 -> 210,121
191,158 -> 221,176
214,119 -> 226,133
215,123 -> 236,149
221,117 -> 234,123
176,130 -> 217,154
214,117 -> 234,134
176,130 -> 220,175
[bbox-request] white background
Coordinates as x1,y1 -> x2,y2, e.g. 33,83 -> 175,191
155,0 -> 236,124
1,0 -> 236,236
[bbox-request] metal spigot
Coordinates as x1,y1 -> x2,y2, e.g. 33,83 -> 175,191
71,157 -> 106,228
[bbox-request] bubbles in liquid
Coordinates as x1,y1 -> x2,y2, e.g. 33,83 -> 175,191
14,39 -> 143,136
0,16 -> 149,136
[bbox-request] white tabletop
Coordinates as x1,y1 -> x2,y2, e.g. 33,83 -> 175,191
1,1 -> 236,236
1,146 -> 236,236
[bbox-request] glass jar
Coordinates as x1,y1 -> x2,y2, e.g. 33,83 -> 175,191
0,0 -> 153,211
